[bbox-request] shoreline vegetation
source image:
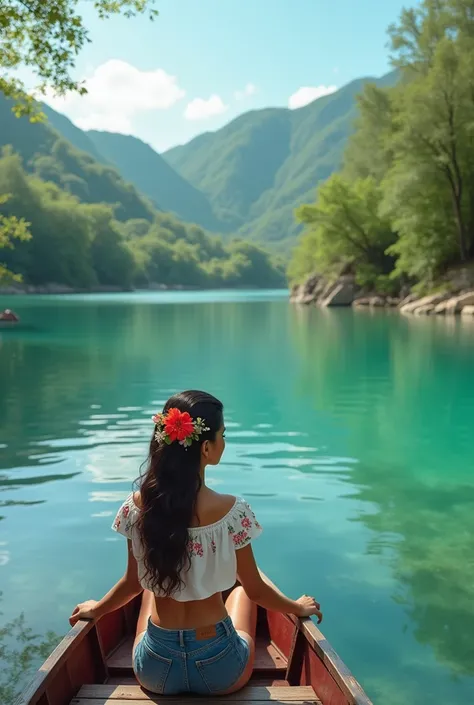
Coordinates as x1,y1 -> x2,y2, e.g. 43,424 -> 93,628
0,147 -> 286,293
290,272 -> 474,317
288,0 -> 474,315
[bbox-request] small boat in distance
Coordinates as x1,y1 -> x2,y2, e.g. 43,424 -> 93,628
0,309 -> 19,327
16,575 -> 373,705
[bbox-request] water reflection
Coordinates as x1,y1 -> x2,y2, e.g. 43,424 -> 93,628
291,307 -> 474,679
0,598 -> 61,704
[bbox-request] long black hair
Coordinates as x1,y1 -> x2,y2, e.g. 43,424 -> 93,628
136,390 -> 223,596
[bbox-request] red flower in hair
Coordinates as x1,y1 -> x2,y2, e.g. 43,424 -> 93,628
164,408 -> 195,442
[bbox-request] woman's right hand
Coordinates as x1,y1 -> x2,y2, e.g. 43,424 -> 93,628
295,595 -> 323,623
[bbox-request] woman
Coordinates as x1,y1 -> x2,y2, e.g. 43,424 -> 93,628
70,390 -> 322,696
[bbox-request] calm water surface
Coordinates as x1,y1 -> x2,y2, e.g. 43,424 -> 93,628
1,291 -> 473,705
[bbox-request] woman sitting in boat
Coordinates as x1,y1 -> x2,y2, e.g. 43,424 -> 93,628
0,308 -> 19,322
70,391 -> 322,696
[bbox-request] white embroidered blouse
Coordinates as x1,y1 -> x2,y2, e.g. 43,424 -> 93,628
112,494 -> 262,601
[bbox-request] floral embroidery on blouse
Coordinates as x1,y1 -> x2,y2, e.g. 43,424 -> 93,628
233,530 -> 249,546
211,539 -> 216,555
113,502 -> 132,535
188,540 -> 204,558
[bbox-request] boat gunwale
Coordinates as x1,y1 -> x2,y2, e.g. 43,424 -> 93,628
262,575 -> 372,705
15,576 -> 373,705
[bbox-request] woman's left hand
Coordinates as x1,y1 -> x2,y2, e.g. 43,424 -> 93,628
69,600 -> 99,626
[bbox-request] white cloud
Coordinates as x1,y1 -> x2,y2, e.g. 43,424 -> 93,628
234,83 -> 257,101
184,94 -> 228,121
288,85 -> 338,110
43,59 -> 185,133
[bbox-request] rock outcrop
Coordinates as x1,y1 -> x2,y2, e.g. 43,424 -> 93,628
291,274 -> 359,307
397,290 -> 474,316
320,277 -> 358,306
290,270 -> 474,316
290,275 -> 325,304
442,291 -> 474,315
399,293 -> 450,315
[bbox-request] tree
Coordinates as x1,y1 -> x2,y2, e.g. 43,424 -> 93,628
0,0 -> 158,115
293,0 -> 474,292
0,194 -> 31,284
292,174 -> 396,289
87,204 -> 135,287
382,3 -> 474,281
343,83 -> 398,183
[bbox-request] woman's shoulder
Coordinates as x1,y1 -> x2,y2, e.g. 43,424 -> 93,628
214,493 -> 237,513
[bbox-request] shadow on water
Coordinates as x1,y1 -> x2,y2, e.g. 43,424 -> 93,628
290,307 -> 474,679
0,594 -> 62,703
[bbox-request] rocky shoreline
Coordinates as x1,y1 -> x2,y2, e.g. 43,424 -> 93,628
290,274 -> 474,317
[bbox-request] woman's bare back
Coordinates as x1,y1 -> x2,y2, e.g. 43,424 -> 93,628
147,488 -> 237,629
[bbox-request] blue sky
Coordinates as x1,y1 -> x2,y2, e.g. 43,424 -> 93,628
43,0 -> 417,153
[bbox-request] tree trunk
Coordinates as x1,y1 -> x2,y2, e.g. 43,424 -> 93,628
451,190 -> 467,261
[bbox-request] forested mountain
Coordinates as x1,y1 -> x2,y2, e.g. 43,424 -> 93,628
0,94 -> 155,222
0,95 -> 285,290
164,72 -> 398,247
39,72 -> 397,248
0,148 -> 285,290
87,131 -> 224,231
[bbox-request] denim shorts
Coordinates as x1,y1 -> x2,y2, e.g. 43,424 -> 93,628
133,616 -> 250,695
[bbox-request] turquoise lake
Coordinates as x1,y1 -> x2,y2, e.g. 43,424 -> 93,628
1,291 -> 474,705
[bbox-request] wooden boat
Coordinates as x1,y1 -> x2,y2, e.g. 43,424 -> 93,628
0,308 -> 19,327
16,577 -> 373,705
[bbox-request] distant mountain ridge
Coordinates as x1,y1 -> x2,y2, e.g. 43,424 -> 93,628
1,70 -> 398,247
164,71 -> 398,247
86,130 -> 225,231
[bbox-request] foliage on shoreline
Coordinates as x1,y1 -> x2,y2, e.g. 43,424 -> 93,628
0,149 -> 285,290
290,0 -> 474,292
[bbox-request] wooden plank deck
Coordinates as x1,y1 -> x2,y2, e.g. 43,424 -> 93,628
106,637 -> 287,680
73,685 -> 321,704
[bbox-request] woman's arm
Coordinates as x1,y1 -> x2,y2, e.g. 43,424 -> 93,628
236,545 -> 322,622
69,540 -> 142,626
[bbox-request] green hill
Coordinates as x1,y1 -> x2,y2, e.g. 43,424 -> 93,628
42,105 -> 230,232
32,70 -> 398,248
0,94 -> 155,222
165,71 -> 398,247
0,96 -> 285,290
41,103 -> 106,163
86,131 -> 225,231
